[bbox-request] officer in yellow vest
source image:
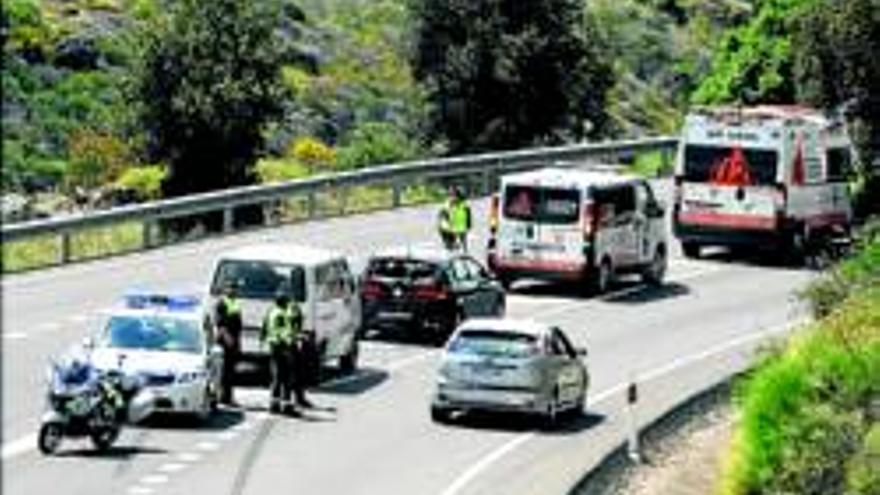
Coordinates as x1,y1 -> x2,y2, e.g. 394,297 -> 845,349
438,186 -> 472,251
215,281 -> 243,405
261,293 -> 303,415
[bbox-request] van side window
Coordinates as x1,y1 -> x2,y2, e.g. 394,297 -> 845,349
316,263 -> 345,302
826,148 -> 852,182
593,186 -> 635,227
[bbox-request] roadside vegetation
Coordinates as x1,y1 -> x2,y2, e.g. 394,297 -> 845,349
720,224 -> 880,495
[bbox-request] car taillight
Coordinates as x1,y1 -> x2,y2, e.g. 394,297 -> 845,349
489,194 -> 500,233
413,283 -> 449,301
582,201 -> 597,240
362,280 -> 384,299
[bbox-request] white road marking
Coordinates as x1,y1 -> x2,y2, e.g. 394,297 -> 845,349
177,452 -> 202,463
216,431 -> 238,441
157,462 -> 188,473
435,318 -> 805,495
127,486 -> 154,495
231,422 -> 254,432
3,332 -> 27,340
68,314 -> 88,323
1,434 -> 36,460
196,441 -> 220,452
140,474 -> 169,485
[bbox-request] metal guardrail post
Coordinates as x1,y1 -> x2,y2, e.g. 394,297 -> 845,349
307,191 -> 317,219
60,232 -> 72,264
143,220 -> 154,249
223,207 -> 234,233
391,181 -> 402,208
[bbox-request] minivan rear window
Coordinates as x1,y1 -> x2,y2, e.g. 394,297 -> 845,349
211,260 -> 306,301
448,330 -> 539,358
684,145 -> 778,185
502,186 -> 580,224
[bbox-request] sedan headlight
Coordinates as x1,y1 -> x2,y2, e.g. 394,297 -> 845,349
177,369 -> 206,384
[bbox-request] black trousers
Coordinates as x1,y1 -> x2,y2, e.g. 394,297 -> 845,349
220,345 -> 239,403
269,344 -> 309,406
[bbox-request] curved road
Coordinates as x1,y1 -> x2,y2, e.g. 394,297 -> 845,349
2,192 -> 811,495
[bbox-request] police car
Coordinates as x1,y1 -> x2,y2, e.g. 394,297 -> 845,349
85,291 -> 223,421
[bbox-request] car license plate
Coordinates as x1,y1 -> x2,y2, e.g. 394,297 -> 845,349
379,311 -> 412,320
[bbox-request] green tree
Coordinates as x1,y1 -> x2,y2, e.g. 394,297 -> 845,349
410,0 -> 613,154
693,0 -> 816,105
793,0 -> 880,216
134,0 -> 290,198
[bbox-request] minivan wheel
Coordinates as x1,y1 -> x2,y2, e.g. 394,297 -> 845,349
643,247 -> 667,286
339,340 -> 359,375
591,259 -> 612,294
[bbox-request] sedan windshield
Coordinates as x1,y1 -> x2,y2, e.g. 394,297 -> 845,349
103,315 -> 203,353
448,330 -> 539,359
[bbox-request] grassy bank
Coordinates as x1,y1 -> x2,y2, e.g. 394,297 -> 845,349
720,235 -> 880,495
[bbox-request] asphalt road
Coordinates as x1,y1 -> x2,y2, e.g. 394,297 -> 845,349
2,192 -> 812,495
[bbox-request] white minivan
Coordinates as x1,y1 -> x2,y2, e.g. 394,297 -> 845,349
487,167 -> 668,293
209,244 -> 361,372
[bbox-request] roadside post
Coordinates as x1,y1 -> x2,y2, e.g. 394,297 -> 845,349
626,380 -> 641,463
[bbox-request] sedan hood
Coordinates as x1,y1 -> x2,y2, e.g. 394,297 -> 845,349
91,348 -> 204,375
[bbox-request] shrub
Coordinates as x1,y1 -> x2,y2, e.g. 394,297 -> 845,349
337,121 -> 421,170
799,234 -> 880,317
254,159 -> 310,184
628,150 -> 673,178
114,164 -> 166,200
846,424 -> 880,494
65,130 -> 132,190
287,137 -> 336,173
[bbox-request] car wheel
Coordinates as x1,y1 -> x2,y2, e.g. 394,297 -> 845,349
642,247 -> 667,286
38,422 -> 63,455
682,242 -> 701,259
431,405 -> 452,424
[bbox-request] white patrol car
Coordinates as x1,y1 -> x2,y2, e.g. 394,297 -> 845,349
209,244 -> 361,373
487,167 -> 668,293
673,105 -> 854,259
87,291 -> 222,420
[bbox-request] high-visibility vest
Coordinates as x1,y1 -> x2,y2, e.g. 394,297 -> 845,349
265,304 -> 300,346
442,200 -> 470,234
221,295 -> 241,316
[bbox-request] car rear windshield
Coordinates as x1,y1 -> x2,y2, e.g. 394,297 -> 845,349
366,257 -> 441,283
448,330 -> 539,358
683,145 -> 778,185
103,316 -> 203,353
503,185 -> 581,224
211,259 -> 306,301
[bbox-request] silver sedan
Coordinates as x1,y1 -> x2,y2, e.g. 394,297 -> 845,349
431,318 -> 589,426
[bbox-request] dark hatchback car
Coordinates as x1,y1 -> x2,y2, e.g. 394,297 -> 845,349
361,247 -> 506,343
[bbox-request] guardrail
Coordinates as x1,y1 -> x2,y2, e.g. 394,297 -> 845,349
1,136 -> 677,271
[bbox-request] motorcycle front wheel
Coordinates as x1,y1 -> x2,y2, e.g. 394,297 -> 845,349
37,422 -> 64,455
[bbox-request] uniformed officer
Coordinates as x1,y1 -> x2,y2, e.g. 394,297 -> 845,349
438,186 -> 472,251
214,281 -> 242,405
260,293 -> 312,415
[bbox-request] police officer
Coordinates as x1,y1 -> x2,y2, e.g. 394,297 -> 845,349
214,281 -> 242,405
438,186 -> 472,251
260,293 -> 311,415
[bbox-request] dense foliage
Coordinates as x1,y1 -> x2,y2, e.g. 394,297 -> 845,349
721,234 -> 880,495
409,0 -> 614,153
134,0 -> 290,197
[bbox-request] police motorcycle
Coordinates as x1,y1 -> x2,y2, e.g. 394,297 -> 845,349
37,352 -> 152,455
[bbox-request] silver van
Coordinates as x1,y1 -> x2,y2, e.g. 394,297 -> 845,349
209,244 -> 361,372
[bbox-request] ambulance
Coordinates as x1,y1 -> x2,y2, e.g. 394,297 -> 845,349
673,106 -> 853,259
487,167 -> 668,293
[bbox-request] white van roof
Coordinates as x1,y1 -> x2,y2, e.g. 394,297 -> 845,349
501,167 -> 637,190
217,243 -> 342,267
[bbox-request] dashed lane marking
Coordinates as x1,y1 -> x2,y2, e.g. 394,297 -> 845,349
176,452 -> 202,463
196,441 -> 220,452
3,332 -> 27,340
157,462 -> 188,474
140,474 -> 170,485
127,486 -> 154,495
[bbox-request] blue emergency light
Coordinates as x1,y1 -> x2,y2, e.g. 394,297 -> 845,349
123,290 -> 200,311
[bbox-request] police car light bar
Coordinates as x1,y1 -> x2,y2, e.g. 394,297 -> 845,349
123,290 -> 200,311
